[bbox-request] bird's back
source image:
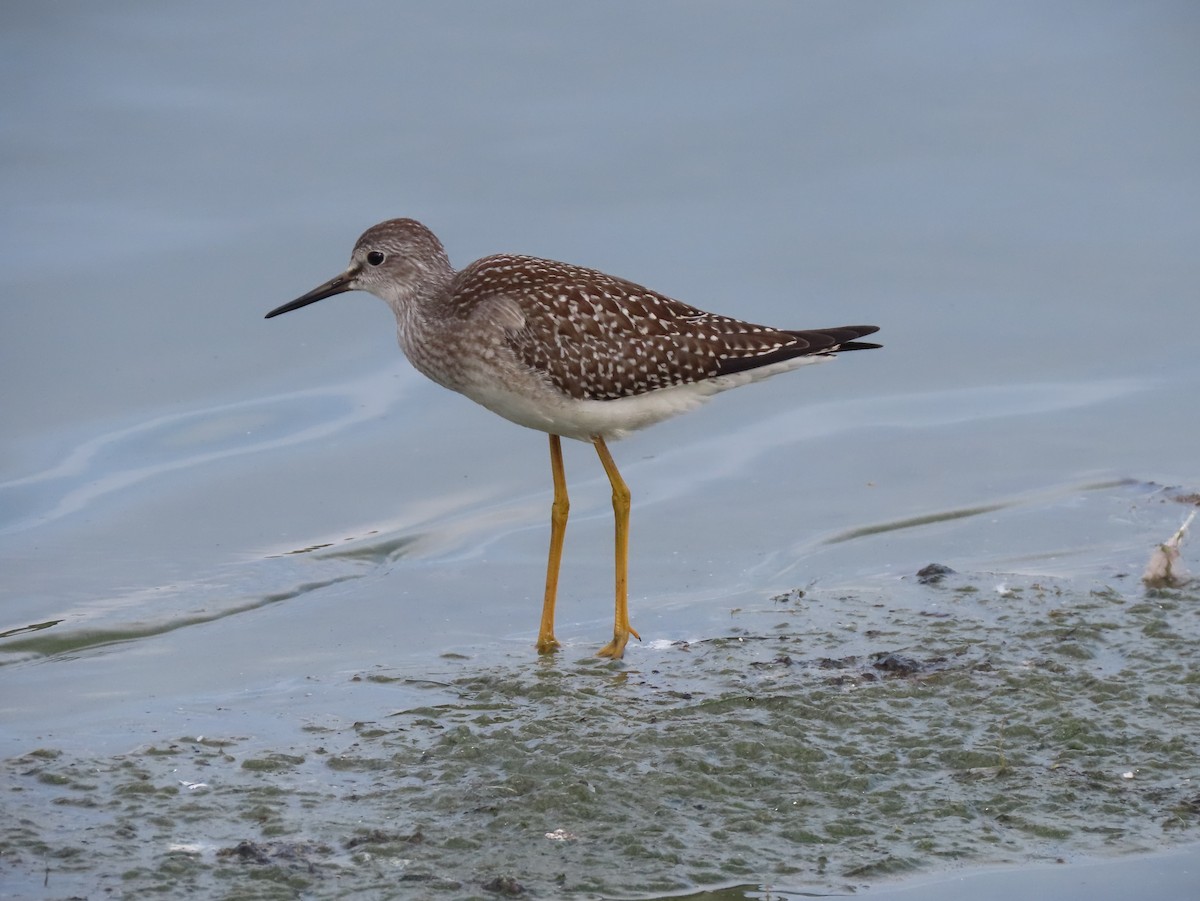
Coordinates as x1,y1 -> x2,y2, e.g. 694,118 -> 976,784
447,254 -> 879,404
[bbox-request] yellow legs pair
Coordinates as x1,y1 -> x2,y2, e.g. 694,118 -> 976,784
536,434 -> 641,658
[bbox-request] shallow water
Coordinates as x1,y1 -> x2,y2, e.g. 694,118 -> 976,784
6,507 -> 1200,897
3,3 -> 1199,898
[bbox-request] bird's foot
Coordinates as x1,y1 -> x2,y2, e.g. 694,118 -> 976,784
595,625 -> 641,660
536,634 -> 561,655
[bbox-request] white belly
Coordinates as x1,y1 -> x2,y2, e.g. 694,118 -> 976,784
456,354 -> 831,442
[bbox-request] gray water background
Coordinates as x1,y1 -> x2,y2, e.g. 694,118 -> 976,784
2,3 -> 1198,898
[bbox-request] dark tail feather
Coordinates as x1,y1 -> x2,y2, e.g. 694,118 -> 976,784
837,340 -> 882,352
797,324 -> 881,353
714,324 -> 881,377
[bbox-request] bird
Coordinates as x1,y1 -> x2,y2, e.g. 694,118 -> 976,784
266,218 -> 880,659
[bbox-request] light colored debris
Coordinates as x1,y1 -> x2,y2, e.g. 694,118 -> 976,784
1142,511 -> 1195,588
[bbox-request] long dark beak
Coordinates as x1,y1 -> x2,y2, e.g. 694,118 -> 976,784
265,267 -> 359,319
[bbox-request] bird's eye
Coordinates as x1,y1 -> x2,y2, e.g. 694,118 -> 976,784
366,251 -> 385,266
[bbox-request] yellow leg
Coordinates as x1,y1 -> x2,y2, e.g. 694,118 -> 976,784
593,436 -> 641,659
536,435 -> 568,654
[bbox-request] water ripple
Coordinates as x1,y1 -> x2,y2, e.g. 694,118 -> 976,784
0,371 -> 405,536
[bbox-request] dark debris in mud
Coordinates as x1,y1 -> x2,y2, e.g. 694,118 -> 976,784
216,838 -> 332,869
916,563 -> 957,585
